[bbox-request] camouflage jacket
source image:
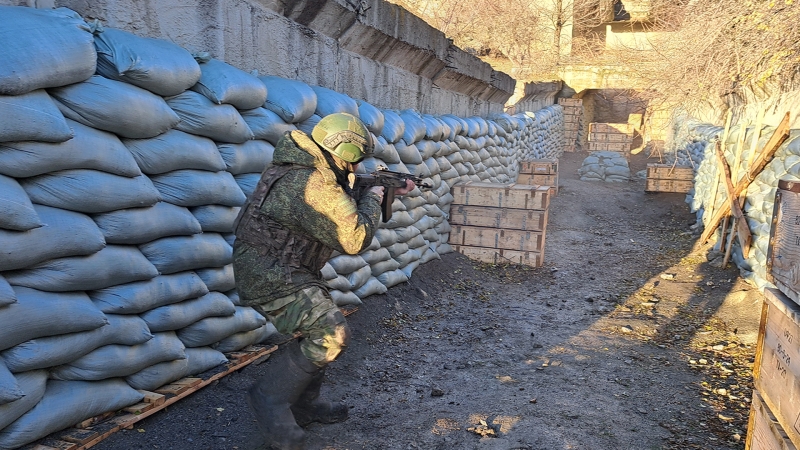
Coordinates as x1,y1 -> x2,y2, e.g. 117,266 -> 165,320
233,130 -> 383,304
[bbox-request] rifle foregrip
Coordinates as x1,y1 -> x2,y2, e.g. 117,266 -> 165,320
381,187 -> 395,223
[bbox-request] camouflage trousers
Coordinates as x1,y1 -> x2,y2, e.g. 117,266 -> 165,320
249,286 -> 350,367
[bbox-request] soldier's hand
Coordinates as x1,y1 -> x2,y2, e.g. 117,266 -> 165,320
395,179 -> 415,196
369,186 -> 385,200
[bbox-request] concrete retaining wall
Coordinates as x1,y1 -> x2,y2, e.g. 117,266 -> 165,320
9,0 -> 517,116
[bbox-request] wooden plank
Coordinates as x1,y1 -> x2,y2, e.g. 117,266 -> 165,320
449,225 -> 544,252
449,205 -> 548,232
706,111 -> 734,237
519,159 -> 557,175
757,288 -> 800,447
701,112 -> 791,244
558,98 -> 582,106
714,141 -> 753,259
645,179 -> 693,193
123,402 -> 155,415
646,164 -> 694,181
517,174 -> 557,189
767,180 -> 800,305
746,390 -> 798,450
60,430 -> 99,446
32,442 -> 78,450
154,377 -> 202,396
451,182 -> 550,210
137,390 -> 165,406
452,245 -> 543,267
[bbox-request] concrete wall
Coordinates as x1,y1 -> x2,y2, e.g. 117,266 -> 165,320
3,0 -> 516,116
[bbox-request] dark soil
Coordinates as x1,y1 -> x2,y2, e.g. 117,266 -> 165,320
83,151 -> 763,450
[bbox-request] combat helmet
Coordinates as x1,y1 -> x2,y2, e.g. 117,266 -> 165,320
311,112 -> 373,163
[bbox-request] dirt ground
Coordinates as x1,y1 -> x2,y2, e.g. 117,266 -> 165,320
88,150 -> 764,450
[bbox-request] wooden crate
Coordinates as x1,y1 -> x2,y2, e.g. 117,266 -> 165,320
449,225 -> 544,252
449,205 -> 548,232
517,174 -> 558,193
588,142 -> 630,152
519,159 -> 557,175
452,245 -> 543,267
646,164 -> 694,181
746,390 -> 798,450
755,288 -> 800,448
768,180 -> 800,306
451,182 -> 550,211
645,178 -> 693,193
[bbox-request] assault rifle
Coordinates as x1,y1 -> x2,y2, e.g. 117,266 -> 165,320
355,166 -> 432,222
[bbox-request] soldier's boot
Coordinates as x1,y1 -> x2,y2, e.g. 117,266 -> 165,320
291,368 -> 349,426
248,340 -> 317,450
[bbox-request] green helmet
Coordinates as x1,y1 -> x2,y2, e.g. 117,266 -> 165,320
311,112 -> 373,163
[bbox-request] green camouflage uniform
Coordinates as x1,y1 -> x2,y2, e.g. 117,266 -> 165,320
233,130 -> 382,367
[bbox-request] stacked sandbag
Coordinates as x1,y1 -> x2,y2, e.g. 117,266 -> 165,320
671,114 -> 800,290
578,151 -> 631,182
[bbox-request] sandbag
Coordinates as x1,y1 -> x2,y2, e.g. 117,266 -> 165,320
0,205 -> 106,271
150,169 -> 246,207
0,120 -> 141,178
0,174 -> 42,231
0,287 -> 108,352
357,100 -> 384,135
260,76 -> 317,124
296,114 -> 322,135
123,129 -> 226,175
195,264 -> 236,292
377,268 -> 408,288
373,136 -> 401,164
139,233 -> 233,274
400,110 -> 426,144
166,91 -> 254,143
94,27 -> 201,97
140,292 -> 236,333
89,272 -> 209,314
0,276 -> 14,307
217,140 -> 275,174
327,254 -> 368,274
93,202 -> 202,245
0,379 -> 143,449
330,290 -> 362,306
191,205 -> 240,233
125,358 -> 189,391
347,265 -> 373,291
0,357 -> 23,405
177,306 -> 266,348
184,347 -> 228,376
240,107 -> 297,146
49,75 -> 180,139
395,140 -> 423,165
353,277 -> 388,298
312,86 -> 359,117
21,169 -> 161,214
0,370 -> 47,431
4,245 -> 159,292
192,58 -> 267,110
213,323 -> 275,353
0,90 -> 73,143
0,6 -> 95,96
234,172 -> 261,197
381,109 -> 405,144
51,332 -> 186,381
369,258 -> 400,277
1,314 -> 153,373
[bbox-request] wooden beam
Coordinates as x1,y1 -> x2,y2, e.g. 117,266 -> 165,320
714,141 -> 752,259
700,112 -> 791,244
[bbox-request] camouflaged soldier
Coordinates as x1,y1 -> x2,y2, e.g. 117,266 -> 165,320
232,112 -> 414,450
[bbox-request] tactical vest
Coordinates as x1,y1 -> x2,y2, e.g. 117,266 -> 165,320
234,164 -> 334,282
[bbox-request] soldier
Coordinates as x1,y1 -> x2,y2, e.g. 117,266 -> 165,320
232,112 -> 415,449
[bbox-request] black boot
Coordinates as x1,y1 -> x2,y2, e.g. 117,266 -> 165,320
248,340 -> 318,450
291,368 -> 349,426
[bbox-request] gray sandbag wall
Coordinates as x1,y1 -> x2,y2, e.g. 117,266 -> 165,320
668,115 -> 800,290
0,6 -> 564,448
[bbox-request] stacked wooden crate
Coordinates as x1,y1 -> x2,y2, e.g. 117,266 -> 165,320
448,181 -> 550,267
748,179 -> 800,450
588,123 -> 634,159
518,159 -> 558,195
559,98 -> 582,153
645,163 -> 694,193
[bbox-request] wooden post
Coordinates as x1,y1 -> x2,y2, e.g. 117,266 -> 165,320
708,111 -> 733,249
700,112 -> 791,244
